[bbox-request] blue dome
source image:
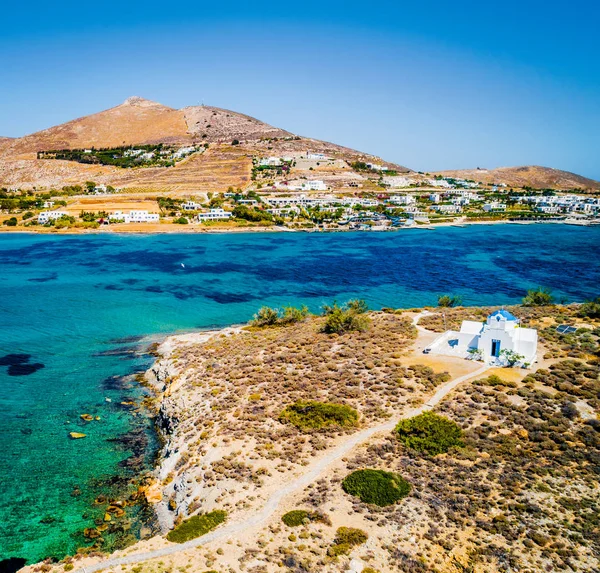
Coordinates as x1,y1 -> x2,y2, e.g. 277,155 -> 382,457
489,309 -> 517,321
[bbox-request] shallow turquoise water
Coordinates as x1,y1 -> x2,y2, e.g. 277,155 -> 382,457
1,225 -> 599,564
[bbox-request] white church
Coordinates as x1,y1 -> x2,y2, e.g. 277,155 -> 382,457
428,309 -> 538,367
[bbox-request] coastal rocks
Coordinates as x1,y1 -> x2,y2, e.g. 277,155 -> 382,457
156,402 -> 179,436
69,432 -> 87,439
148,359 -> 175,391
0,353 -> 44,376
80,414 -> 94,422
142,481 -> 163,504
0,557 -> 27,573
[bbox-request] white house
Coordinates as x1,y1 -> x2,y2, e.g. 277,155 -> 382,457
181,201 -> 202,211
197,208 -> 232,221
483,202 -> 507,212
258,157 -> 282,167
429,309 -> 537,366
427,179 -> 452,189
432,204 -> 462,214
38,211 -> 67,224
301,180 -> 328,191
429,193 -> 442,203
383,176 -> 413,188
173,146 -> 196,159
109,210 -> 160,224
389,194 -> 416,205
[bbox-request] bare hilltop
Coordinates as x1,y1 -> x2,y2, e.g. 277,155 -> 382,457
0,97 -> 410,192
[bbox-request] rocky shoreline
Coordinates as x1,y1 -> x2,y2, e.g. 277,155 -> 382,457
143,327 -> 245,533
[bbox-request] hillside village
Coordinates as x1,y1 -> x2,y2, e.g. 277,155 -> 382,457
2,151 -> 599,231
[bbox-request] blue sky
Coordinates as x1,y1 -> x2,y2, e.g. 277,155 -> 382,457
1,0 -> 599,179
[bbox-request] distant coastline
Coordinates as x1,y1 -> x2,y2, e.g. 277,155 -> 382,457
0,216 -> 595,236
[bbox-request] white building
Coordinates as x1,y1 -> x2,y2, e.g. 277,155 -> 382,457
429,310 -> 537,366
366,162 -> 388,171
483,202 -> 507,212
383,176 -> 413,188
427,179 -> 452,189
301,180 -> 327,191
258,157 -> 282,167
429,193 -> 442,203
389,194 -> 416,205
181,201 -> 202,211
38,211 -> 67,224
306,152 -> 329,160
197,208 -> 232,221
432,204 -> 462,214
173,146 -> 196,158
109,210 -> 160,224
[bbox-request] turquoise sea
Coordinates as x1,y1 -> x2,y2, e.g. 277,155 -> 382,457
1,225 -> 599,565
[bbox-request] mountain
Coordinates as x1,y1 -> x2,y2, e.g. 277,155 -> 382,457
1,98 -> 598,193
434,165 -> 600,192
0,97 -> 409,192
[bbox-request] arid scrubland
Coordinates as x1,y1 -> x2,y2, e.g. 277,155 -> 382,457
25,305 -> 600,573
151,313 -> 425,527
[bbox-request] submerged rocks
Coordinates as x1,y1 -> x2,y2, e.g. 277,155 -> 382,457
69,432 -> 87,439
0,353 -> 44,376
0,557 -> 27,573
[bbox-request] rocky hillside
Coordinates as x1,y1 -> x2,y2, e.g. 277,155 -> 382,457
435,165 -> 600,192
0,97 -> 408,191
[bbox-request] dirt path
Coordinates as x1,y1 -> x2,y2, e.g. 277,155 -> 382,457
76,316 -> 489,573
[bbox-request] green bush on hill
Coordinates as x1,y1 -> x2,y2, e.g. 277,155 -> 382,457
328,527 -> 369,556
281,509 -> 330,527
579,297 -> 600,319
522,287 -> 554,306
279,400 -> 359,431
395,411 -> 464,455
341,469 -> 411,506
437,294 -> 463,307
251,305 -> 310,327
166,510 -> 227,543
321,299 -> 370,334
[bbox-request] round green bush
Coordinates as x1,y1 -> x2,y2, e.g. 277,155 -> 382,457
282,510 -> 309,527
166,510 -> 227,543
279,400 -> 359,431
281,509 -> 330,527
395,411 -> 464,455
342,469 -> 411,506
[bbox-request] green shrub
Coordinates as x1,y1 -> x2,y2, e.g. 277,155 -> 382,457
251,305 -> 309,327
166,510 -> 227,543
281,509 -> 329,527
579,298 -> 600,319
437,294 -> 463,307
282,510 -> 310,526
522,287 -> 554,306
328,527 -> 368,556
174,216 -> 189,224
475,374 -> 517,388
395,411 -> 464,455
342,469 -> 411,506
279,400 -> 359,431
3,217 -> 17,226
321,300 -> 370,334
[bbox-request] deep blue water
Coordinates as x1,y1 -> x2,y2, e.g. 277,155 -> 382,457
1,225 -> 599,564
